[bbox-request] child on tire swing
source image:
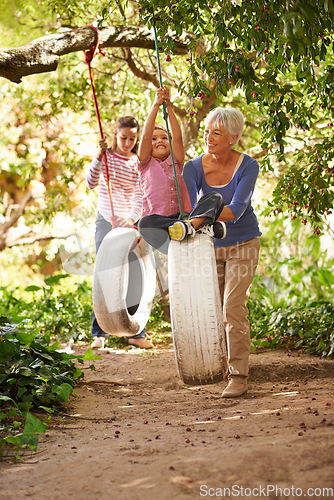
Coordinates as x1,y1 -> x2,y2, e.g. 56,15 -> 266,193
138,86 -> 226,255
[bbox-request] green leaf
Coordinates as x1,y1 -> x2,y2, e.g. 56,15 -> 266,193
17,366 -> 33,377
23,412 -> 47,435
19,433 -> 39,448
51,382 -> 73,402
30,348 -> 54,362
82,348 -> 95,360
0,341 -> 16,359
15,331 -> 36,346
44,274 -> 68,286
71,366 -> 83,379
38,406 -> 55,414
4,435 -> 22,445
25,285 -> 42,292
317,270 -> 334,288
0,395 -> 18,406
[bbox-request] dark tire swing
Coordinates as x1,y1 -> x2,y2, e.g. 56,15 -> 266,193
84,28 -> 156,338
152,20 -> 228,384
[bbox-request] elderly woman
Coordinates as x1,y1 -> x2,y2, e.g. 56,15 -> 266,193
139,107 -> 261,398
182,107 -> 261,398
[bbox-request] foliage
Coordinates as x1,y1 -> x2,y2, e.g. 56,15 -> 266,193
249,287 -> 334,357
0,322 -> 82,409
0,318 -> 94,458
139,0 -> 334,232
0,274 -> 93,343
270,302 -> 334,356
1,0 -> 333,255
103,335 -> 129,349
0,0 -> 54,48
0,398 -> 48,457
146,296 -> 172,344
0,273 -> 99,458
0,79 -> 95,224
248,216 -> 334,356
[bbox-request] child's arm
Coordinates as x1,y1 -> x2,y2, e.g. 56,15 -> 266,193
165,96 -> 184,166
138,88 -> 166,163
95,138 -> 108,161
86,138 -> 109,189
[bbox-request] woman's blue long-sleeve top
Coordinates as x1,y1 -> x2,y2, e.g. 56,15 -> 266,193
183,154 -> 262,247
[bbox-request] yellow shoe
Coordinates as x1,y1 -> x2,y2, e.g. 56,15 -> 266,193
168,220 -> 195,241
168,221 -> 187,241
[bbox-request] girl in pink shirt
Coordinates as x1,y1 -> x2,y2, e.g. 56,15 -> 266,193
138,88 -> 225,254
138,86 -> 191,217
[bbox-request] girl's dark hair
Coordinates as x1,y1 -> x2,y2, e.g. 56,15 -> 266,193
111,116 -> 140,153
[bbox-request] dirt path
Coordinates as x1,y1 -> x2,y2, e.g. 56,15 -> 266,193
1,346 -> 334,500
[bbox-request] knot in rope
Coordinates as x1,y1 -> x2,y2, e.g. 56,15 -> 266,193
83,26 -> 99,64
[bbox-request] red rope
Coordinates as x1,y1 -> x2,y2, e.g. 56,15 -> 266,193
84,26 -> 116,222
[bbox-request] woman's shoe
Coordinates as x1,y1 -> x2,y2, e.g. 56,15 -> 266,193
212,221 -> 227,239
222,380 -> 248,398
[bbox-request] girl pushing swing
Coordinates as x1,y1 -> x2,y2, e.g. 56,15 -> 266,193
86,116 -> 154,350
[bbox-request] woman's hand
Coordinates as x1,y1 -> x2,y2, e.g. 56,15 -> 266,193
96,138 -> 108,161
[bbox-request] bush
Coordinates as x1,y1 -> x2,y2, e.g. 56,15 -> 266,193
248,274 -> 334,357
0,295 -> 98,459
270,302 -> 334,356
0,324 -> 83,409
0,275 -> 93,343
146,296 -> 172,344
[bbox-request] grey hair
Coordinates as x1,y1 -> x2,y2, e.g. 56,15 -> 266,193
204,107 -> 245,146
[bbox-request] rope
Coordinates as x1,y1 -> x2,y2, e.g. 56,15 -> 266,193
83,26 -> 116,222
84,25 -> 144,262
152,18 -> 186,219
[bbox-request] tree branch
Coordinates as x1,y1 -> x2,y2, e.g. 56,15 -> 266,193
122,47 -> 160,87
6,233 -> 78,249
0,25 -> 193,83
0,192 -> 33,251
1,192 -> 33,232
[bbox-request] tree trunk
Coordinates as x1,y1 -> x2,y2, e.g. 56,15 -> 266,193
177,93 -> 217,152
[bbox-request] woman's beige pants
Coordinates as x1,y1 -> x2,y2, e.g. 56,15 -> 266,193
215,237 -> 260,383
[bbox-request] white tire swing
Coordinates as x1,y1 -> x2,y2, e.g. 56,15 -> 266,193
168,233 -> 228,385
93,227 -> 156,337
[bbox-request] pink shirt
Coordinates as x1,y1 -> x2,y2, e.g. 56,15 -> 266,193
139,154 -> 192,217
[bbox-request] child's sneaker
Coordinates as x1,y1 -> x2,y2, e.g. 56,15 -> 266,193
212,221 -> 227,239
168,220 -> 195,241
198,221 -> 227,239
